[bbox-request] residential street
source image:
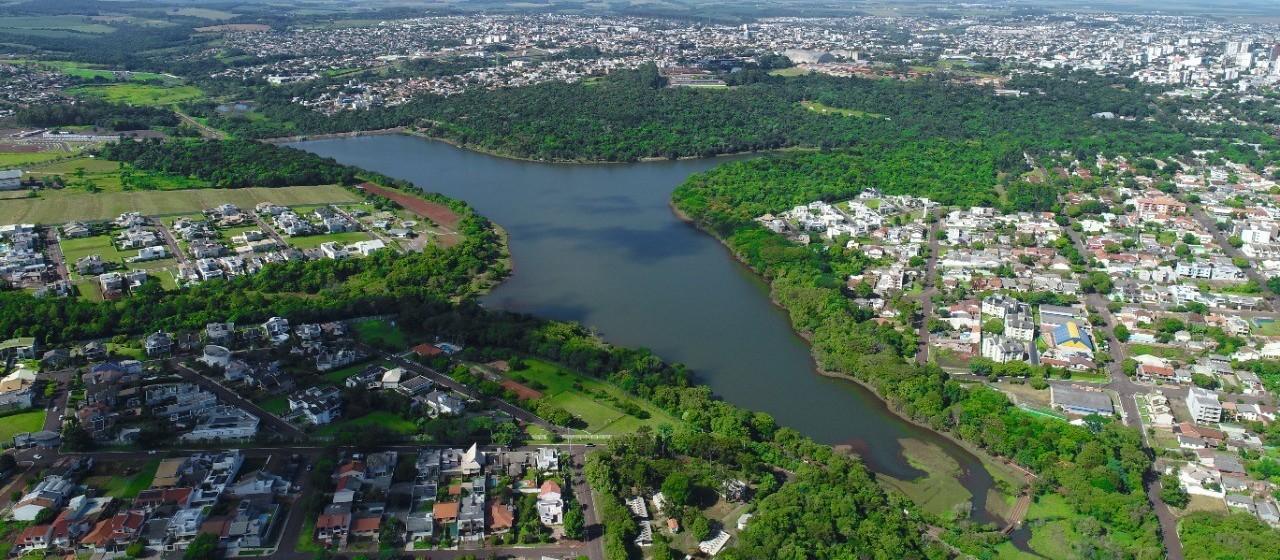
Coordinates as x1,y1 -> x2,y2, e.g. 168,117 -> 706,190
1186,204 -> 1278,309
1064,227 -> 1185,560
171,361 -> 306,439
916,207 -> 942,365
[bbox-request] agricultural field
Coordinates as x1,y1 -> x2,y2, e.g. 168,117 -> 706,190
510,358 -> 679,436
0,16 -> 116,37
21,155 -> 206,194
0,184 -> 360,224
0,409 -> 46,443
69,83 -> 204,107
166,7 -> 239,20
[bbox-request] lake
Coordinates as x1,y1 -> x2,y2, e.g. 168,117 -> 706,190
292,134 -> 1002,523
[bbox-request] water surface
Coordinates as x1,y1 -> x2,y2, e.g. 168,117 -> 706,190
293,135 -> 1000,522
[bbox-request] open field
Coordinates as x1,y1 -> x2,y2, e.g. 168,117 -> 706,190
353,319 -> 408,349
83,458 -> 160,499
288,231 -> 373,250
800,100 -> 885,118
0,409 -> 46,443
512,358 -> 679,436
167,7 -> 239,20
0,185 -> 360,224
0,146 -> 77,168
769,67 -> 813,76
60,235 -> 130,273
0,16 -> 116,36
316,411 -> 416,435
21,155 -> 206,194
69,83 -> 204,107
2,60 -> 168,82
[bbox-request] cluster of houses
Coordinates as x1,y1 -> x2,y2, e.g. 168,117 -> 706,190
628,478 -> 747,557
313,446 -> 566,549
12,451 -> 288,555
0,223 -> 54,289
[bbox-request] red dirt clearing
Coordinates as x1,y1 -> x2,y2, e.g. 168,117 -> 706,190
500,380 -> 544,401
360,183 -> 461,229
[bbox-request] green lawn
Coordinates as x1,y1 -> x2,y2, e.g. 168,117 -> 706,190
59,235 -> 129,275
0,184 -> 359,224
315,411 -> 416,436
257,395 -> 290,415
0,410 -> 46,443
288,231 -> 373,250
513,358 -> 680,436
353,319 -> 408,349
69,83 -> 204,107
87,458 -> 160,499
1127,343 -> 1194,363
800,100 -> 885,118
0,148 -> 76,168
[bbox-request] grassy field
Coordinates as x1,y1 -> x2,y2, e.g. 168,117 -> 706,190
69,83 -> 204,107
316,411 -> 417,436
84,458 -> 160,499
800,100 -> 885,118
59,235 -> 129,272
21,155 -> 206,194
513,358 -> 679,436
167,7 -> 239,20
769,67 -> 813,76
0,410 -> 46,443
257,395 -> 290,415
0,16 -> 116,36
1127,343 -> 1194,363
0,147 -> 77,168
288,231 -> 373,250
353,319 -> 408,349
0,184 -> 359,224
3,60 -> 168,82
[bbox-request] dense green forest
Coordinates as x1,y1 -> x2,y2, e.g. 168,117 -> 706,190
672,147 -> 1164,558
99,139 -> 358,188
188,64 -> 1268,165
1177,511 -> 1280,560
15,98 -> 178,130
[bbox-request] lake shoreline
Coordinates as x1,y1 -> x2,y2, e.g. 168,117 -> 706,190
670,200 -> 1026,524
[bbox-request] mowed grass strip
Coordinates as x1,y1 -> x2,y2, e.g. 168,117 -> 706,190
0,410 -> 46,443
0,185 -> 360,224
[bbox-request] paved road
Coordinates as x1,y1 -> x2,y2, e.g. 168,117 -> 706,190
1065,228 -> 1185,560
174,110 -> 225,140
155,220 -> 188,264
171,361 -> 305,440
1186,204 -> 1277,310
43,226 -> 69,281
916,207 -> 942,365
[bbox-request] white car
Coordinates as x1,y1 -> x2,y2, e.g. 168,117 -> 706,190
32,454 -> 42,460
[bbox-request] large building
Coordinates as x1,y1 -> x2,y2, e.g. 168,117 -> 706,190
1051,384 -> 1114,416
1188,387 -> 1223,424
1051,321 -> 1094,356
0,170 -> 21,190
